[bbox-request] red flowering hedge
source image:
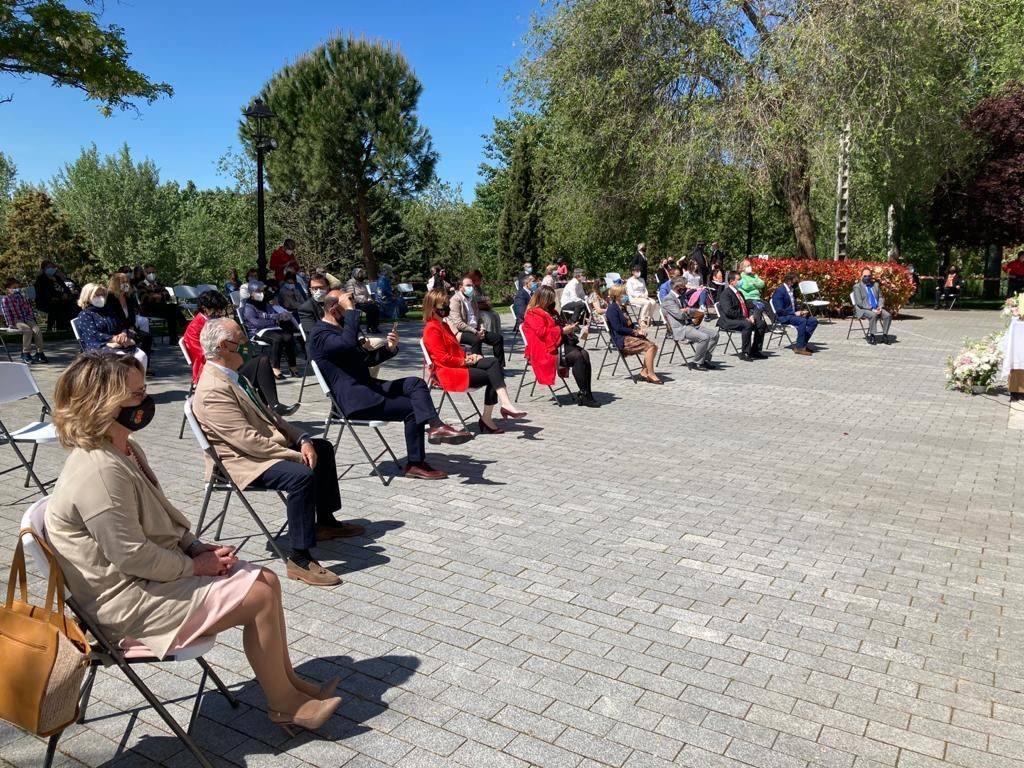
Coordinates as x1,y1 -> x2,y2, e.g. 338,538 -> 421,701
753,259 -> 915,315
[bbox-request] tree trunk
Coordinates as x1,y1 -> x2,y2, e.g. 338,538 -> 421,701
984,243 -> 1003,300
355,187 -> 377,278
782,149 -> 817,260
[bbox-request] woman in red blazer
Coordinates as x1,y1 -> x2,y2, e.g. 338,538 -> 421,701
522,286 -> 599,407
422,289 -> 525,434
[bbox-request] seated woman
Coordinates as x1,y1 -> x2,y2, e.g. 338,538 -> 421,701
240,280 -> 299,379
681,259 -> 713,310
421,288 -> 526,434
606,285 -> 661,384
183,290 -> 297,416
706,267 -> 727,306
45,353 -> 341,733
523,285 -> 599,407
375,263 -> 408,321
76,283 -> 149,373
934,265 -> 965,308
103,272 -> 154,359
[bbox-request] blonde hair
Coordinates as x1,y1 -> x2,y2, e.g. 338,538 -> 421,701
53,352 -> 144,449
607,284 -> 627,303
107,273 -> 129,297
424,288 -> 449,315
77,282 -> 106,310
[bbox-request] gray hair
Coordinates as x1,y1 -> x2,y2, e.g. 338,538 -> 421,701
670,276 -> 688,291
200,318 -> 239,361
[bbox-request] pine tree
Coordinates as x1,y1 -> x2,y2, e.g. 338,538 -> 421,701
498,127 -> 543,270
3,189 -> 93,284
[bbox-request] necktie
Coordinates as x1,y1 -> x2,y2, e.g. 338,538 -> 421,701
237,375 -> 267,415
736,289 -> 749,318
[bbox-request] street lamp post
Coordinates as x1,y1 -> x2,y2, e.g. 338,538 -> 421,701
243,99 -> 277,282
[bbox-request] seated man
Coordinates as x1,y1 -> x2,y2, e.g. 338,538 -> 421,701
658,264 -> 681,301
718,270 -> 767,361
447,274 -> 505,366
771,272 -> 818,356
297,273 -> 329,339
853,267 -> 892,344
513,274 -> 536,324
193,318 -> 361,587
310,290 -> 472,480
661,277 -> 720,371
345,267 -> 381,333
933,265 -> 964,309
560,268 -> 590,324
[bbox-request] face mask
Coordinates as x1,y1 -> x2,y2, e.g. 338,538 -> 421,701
622,296 -> 630,305
312,289 -> 326,302
354,272 -> 366,282
435,304 -> 451,318
251,291 -> 264,302
744,266 -> 753,274
524,267 -> 533,275
90,295 -> 107,308
145,272 -> 157,283
115,395 -> 155,432
862,276 -> 873,285
44,267 -> 57,277
8,288 -> 21,296
529,284 -> 538,294
463,286 -> 475,298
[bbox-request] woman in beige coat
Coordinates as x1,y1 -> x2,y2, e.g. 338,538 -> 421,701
44,352 -> 341,734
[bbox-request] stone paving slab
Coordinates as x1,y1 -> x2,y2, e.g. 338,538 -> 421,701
0,308 -> 1021,768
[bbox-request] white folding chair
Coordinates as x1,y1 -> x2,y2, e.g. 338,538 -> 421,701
309,360 -> 400,485
766,296 -> 795,348
172,285 -> 198,317
604,273 -> 622,288
177,338 -> 195,439
846,290 -> 872,340
0,362 -> 58,495
228,290 -> 241,307
195,284 -> 218,295
655,295 -> 698,366
712,302 -> 742,355
419,339 -> 481,429
594,314 -> 641,383
513,327 -> 574,406
69,315 -> 85,351
21,498 -> 236,768
798,280 -> 831,322
184,398 -> 288,561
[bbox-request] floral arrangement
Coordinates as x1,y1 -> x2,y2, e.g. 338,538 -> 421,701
749,259 -> 916,315
1001,292 -> 1024,324
945,332 -> 1005,393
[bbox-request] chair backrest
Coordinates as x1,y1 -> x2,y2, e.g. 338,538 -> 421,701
195,284 -> 218,295
20,497 -> 51,577
849,291 -> 856,306
229,290 -> 241,307
0,361 -> 42,404
519,326 -> 529,350
309,359 -> 332,397
165,286 -> 176,301
173,285 -> 198,301
397,283 -> 414,294
183,397 -> 211,451
798,280 -> 819,296
770,295 -> 781,315
419,338 -> 433,367
605,273 -> 622,288
70,315 -> 83,342
178,337 -> 192,366
23,285 -> 36,303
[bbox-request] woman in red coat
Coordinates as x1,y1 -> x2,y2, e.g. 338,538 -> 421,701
522,286 -> 599,407
422,289 -> 525,434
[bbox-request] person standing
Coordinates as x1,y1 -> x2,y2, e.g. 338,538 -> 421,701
853,267 -> 892,344
691,241 -> 709,287
771,272 -> 818,356
631,243 -> 649,283
269,239 -> 299,282
2,277 -> 47,363
34,260 -> 79,331
1003,251 -> 1024,297
718,270 -> 766,361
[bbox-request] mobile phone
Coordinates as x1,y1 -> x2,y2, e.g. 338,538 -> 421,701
391,321 -> 399,333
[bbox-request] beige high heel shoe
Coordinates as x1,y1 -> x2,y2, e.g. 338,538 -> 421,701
317,675 -> 341,700
269,696 -> 342,736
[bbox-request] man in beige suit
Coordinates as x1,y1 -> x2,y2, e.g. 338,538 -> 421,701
193,318 -> 362,586
447,274 -> 505,366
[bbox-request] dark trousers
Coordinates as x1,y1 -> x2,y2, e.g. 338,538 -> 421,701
239,355 -> 281,407
44,299 -> 78,332
563,343 -> 592,396
356,301 -> 381,331
467,357 -> 505,405
934,287 -> 961,307
259,328 -> 297,368
720,317 -> 766,354
459,329 -> 505,367
783,315 -> 818,348
250,438 -> 341,551
347,377 -> 438,463
560,302 -> 589,324
1008,276 -> 1024,298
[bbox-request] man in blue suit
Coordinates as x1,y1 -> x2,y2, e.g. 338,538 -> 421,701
309,290 -> 471,480
771,272 -> 818,356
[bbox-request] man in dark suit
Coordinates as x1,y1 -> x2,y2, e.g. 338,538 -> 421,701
296,274 -> 329,340
771,272 -> 818,356
718,270 -> 766,361
512,275 -> 536,324
691,241 -> 709,286
630,242 -> 649,283
309,290 -> 472,480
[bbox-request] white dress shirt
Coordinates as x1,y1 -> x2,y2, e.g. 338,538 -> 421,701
562,278 -> 587,305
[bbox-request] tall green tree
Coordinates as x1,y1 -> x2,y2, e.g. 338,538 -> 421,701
0,151 -> 16,252
252,35 -> 437,277
51,144 -> 179,275
497,122 -> 544,271
3,187 -> 92,284
0,0 -> 171,113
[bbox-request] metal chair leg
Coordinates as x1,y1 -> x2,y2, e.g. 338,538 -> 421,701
187,666 -> 209,735
77,664 -> 98,723
43,731 -> 60,768
197,657 -> 238,708
236,493 -> 287,561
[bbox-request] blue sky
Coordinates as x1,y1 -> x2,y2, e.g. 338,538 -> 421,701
2,0 -> 540,200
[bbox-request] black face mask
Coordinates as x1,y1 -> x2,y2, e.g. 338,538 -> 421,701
115,395 -> 156,432
862,276 -> 873,285
435,305 -> 451,318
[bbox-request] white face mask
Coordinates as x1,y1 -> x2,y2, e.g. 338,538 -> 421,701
146,272 -> 157,282
90,295 -> 107,308
251,292 -> 264,302
312,289 -> 326,302
743,266 -> 753,274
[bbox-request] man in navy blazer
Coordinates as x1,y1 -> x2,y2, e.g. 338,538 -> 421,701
771,272 -> 818,356
309,290 -> 471,480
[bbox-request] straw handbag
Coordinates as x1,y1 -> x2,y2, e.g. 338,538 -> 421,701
0,530 -> 89,736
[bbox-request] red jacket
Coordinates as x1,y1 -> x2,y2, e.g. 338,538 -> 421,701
1004,260 -> 1024,278
422,317 -> 470,391
269,246 -> 298,281
183,313 -> 207,383
522,307 -> 562,385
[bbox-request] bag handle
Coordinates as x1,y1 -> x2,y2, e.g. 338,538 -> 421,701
5,537 -> 29,609
11,529 -> 73,634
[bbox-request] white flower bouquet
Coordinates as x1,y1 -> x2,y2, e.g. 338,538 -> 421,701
1001,292 -> 1024,323
945,332 -> 1005,393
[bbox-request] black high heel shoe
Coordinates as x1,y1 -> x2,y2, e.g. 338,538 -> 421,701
478,419 -> 505,434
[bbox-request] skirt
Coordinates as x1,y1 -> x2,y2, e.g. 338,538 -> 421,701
621,336 -> 654,356
120,561 -> 263,659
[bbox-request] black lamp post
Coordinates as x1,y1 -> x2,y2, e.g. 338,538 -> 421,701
243,98 -> 277,281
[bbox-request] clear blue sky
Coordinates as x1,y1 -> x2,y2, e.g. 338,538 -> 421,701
2,0 -> 540,200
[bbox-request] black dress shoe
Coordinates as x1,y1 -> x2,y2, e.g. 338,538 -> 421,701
687,362 -> 707,372
576,394 -> 601,407
273,402 -> 300,417
867,335 -> 877,345
882,335 -> 892,345
739,353 -> 753,362
751,351 -> 768,359
700,362 -> 719,370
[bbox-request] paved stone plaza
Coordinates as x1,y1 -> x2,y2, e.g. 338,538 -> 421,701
0,308 -> 1021,768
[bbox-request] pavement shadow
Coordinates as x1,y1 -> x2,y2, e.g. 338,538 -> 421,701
425,452 -> 504,485
256,518 -> 402,576
93,654 -> 420,766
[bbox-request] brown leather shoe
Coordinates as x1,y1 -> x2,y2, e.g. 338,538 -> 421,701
316,521 -> 365,541
403,462 -> 448,480
794,347 -> 812,356
427,423 -> 473,445
286,558 -> 341,586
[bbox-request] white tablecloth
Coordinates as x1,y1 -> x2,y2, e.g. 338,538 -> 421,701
1001,318 -> 1024,378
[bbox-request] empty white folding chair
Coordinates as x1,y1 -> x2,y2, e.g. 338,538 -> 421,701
798,280 -> 831,322
419,339 -> 481,429
604,273 -> 622,288
195,284 -> 218,295
177,338 -> 196,439
0,362 -> 58,495
172,285 -> 198,316
513,327 -> 573,406
21,498 -> 236,768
